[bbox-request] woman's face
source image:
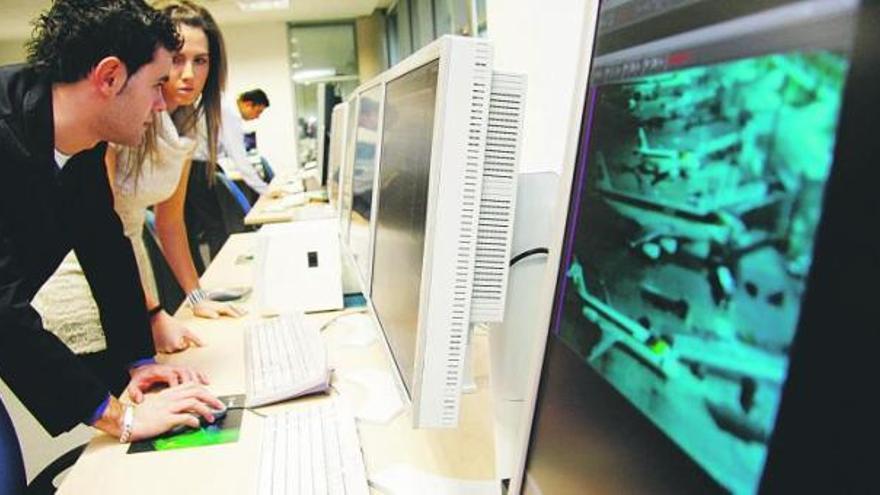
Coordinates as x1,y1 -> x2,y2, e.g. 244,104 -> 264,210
163,24 -> 210,109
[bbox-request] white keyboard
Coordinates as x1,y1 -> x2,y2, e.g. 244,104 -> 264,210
245,314 -> 329,408
257,400 -> 369,495
289,204 -> 337,222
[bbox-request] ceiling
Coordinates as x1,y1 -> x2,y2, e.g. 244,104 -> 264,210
0,0 -> 395,41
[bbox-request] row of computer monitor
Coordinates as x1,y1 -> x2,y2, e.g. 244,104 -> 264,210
330,1 -> 874,494
324,35 -> 525,429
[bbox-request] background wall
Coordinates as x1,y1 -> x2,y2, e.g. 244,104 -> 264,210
487,0 -> 595,175
0,39 -> 27,65
221,22 -> 299,172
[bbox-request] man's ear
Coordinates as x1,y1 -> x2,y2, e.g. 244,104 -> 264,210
91,56 -> 128,97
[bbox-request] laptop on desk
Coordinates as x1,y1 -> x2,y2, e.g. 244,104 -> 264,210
254,219 -> 344,314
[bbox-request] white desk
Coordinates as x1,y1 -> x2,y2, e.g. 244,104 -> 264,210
58,232 -> 496,494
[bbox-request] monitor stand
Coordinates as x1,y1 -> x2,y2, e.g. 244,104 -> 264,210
461,326 -> 479,394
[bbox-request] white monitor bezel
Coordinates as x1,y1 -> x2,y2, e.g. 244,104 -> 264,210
345,80 -> 386,298
508,3 -> 600,492
327,101 -> 347,212
363,35 -> 493,428
338,94 -> 359,244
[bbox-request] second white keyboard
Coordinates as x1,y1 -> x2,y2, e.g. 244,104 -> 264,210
257,400 -> 369,495
245,313 -> 329,408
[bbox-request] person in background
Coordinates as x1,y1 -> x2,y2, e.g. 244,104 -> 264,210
215,89 -> 271,199
237,89 -> 270,120
33,0 -> 244,363
0,0 -> 223,467
184,87 -> 271,268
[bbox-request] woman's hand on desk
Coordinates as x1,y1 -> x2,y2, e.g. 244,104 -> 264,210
130,383 -> 225,441
126,363 -> 210,404
151,310 -> 205,353
192,299 -> 246,319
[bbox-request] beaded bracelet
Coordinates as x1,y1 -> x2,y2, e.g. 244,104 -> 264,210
119,404 -> 135,444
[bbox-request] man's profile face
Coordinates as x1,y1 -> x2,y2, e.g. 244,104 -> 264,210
241,101 -> 267,121
102,47 -> 173,146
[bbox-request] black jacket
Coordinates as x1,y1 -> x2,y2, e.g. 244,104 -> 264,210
0,64 -> 154,436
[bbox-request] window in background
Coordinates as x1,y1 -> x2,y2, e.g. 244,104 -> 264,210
387,0 -> 414,66
435,0 -> 474,36
385,0 -> 487,66
475,0 -> 487,37
410,0 -> 435,49
288,23 -> 359,168
386,9 -> 401,66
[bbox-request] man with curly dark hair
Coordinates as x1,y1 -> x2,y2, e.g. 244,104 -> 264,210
0,2 -> 225,485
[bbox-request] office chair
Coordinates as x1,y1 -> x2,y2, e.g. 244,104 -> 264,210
143,210 -> 186,311
214,172 -> 253,236
1,397 -> 25,494
1,397 -> 86,495
259,157 -> 275,182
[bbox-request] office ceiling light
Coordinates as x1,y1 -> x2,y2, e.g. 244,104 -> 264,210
292,68 -> 336,83
236,0 -> 290,12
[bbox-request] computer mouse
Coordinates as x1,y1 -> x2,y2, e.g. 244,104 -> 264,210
168,405 -> 228,435
208,287 -> 252,302
200,405 -> 228,426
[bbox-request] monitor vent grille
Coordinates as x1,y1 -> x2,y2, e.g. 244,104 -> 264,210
471,71 -> 526,324
439,41 -> 493,427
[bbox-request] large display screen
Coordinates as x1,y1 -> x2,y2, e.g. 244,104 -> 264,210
370,60 -> 440,395
349,84 -> 383,284
524,1 -> 858,493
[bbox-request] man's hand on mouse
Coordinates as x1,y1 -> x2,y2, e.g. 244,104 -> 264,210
129,383 -> 226,442
126,363 -> 210,404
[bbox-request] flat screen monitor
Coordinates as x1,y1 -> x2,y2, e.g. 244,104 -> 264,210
320,83 -> 343,186
370,60 -> 438,397
348,83 -> 384,288
367,35 -> 495,429
519,1 -> 865,493
327,102 -> 347,212
339,96 -> 359,240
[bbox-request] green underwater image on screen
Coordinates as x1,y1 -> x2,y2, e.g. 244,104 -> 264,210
559,50 -> 848,494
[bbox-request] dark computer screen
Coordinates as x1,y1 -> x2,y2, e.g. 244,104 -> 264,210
321,83 -> 343,186
523,1 -> 860,493
370,60 -> 440,395
594,0 -> 803,55
349,85 -> 383,283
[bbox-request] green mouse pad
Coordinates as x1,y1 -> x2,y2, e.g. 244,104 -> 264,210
127,394 -> 245,454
